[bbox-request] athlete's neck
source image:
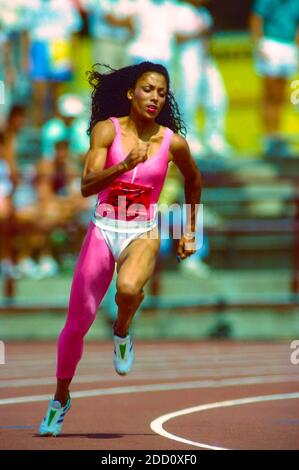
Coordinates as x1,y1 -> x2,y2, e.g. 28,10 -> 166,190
124,114 -> 159,140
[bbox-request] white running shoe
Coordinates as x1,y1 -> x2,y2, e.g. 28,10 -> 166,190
113,333 -> 134,376
39,397 -> 71,437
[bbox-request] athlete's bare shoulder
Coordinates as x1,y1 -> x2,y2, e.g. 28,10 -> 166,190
169,133 -> 190,162
168,132 -> 200,179
90,119 -> 116,149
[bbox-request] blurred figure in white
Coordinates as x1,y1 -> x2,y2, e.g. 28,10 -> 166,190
106,0 -> 182,73
175,0 -> 231,158
82,0 -> 130,68
23,0 -> 82,125
250,0 -> 299,157
0,0 -> 28,125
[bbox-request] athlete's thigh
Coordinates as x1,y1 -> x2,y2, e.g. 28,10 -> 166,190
72,222 -> 115,295
116,227 -> 160,291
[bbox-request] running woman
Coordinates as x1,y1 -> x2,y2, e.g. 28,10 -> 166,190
39,61 -> 202,436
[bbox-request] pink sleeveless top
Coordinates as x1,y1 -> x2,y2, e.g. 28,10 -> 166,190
92,117 -> 173,231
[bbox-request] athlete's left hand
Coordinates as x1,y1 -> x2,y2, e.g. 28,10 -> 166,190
177,235 -> 196,260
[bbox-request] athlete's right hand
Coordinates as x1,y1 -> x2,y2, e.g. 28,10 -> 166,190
122,141 -> 149,171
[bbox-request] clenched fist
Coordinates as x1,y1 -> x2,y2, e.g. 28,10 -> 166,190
122,141 -> 150,171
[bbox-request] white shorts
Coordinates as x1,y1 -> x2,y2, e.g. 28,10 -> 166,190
255,38 -> 298,78
92,202 -> 158,260
99,227 -> 144,261
94,215 -> 158,261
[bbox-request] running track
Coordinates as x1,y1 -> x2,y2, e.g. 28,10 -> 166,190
0,341 -> 298,450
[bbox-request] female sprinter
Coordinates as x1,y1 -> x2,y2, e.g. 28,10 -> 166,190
39,61 -> 202,436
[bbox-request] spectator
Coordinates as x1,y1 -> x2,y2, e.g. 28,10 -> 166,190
250,0 -> 299,157
106,0 -> 182,72
23,0 -> 82,125
41,93 -> 89,165
175,0 -> 231,158
36,139 -> 85,219
12,162 -> 45,279
84,0 -> 130,69
0,1 -> 28,124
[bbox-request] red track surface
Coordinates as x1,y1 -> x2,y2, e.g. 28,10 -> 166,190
0,341 -> 298,450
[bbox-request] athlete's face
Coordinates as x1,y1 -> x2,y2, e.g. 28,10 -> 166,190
128,72 -> 168,119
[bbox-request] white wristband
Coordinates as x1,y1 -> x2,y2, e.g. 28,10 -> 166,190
183,231 -> 195,240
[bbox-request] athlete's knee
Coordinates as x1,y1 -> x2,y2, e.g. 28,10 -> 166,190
62,313 -> 95,340
116,281 -> 144,302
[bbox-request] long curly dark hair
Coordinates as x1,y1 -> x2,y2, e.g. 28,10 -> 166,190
87,62 -> 186,136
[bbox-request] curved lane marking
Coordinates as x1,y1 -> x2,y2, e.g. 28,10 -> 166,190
150,392 -> 299,450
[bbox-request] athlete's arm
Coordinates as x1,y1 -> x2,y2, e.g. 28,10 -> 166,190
105,13 -> 134,34
81,120 -> 125,197
170,134 -> 202,259
175,25 -> 210,44
81,120 -> 150,197
249,13 -> 263,44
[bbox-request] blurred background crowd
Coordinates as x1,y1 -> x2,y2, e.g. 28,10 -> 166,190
0,0 -> 299,338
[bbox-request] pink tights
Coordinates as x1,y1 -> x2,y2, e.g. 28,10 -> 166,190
56,222 -> 115,379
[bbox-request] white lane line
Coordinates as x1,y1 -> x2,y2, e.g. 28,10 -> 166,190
2,355 -> 291,377
0,365 -> 297,388
0,355 -> 292,377
0,374 -> 299,406
5,350 -> 291,364
4,346 -> 291,362
4,348 -> 276,359
150,392 -> 299,450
